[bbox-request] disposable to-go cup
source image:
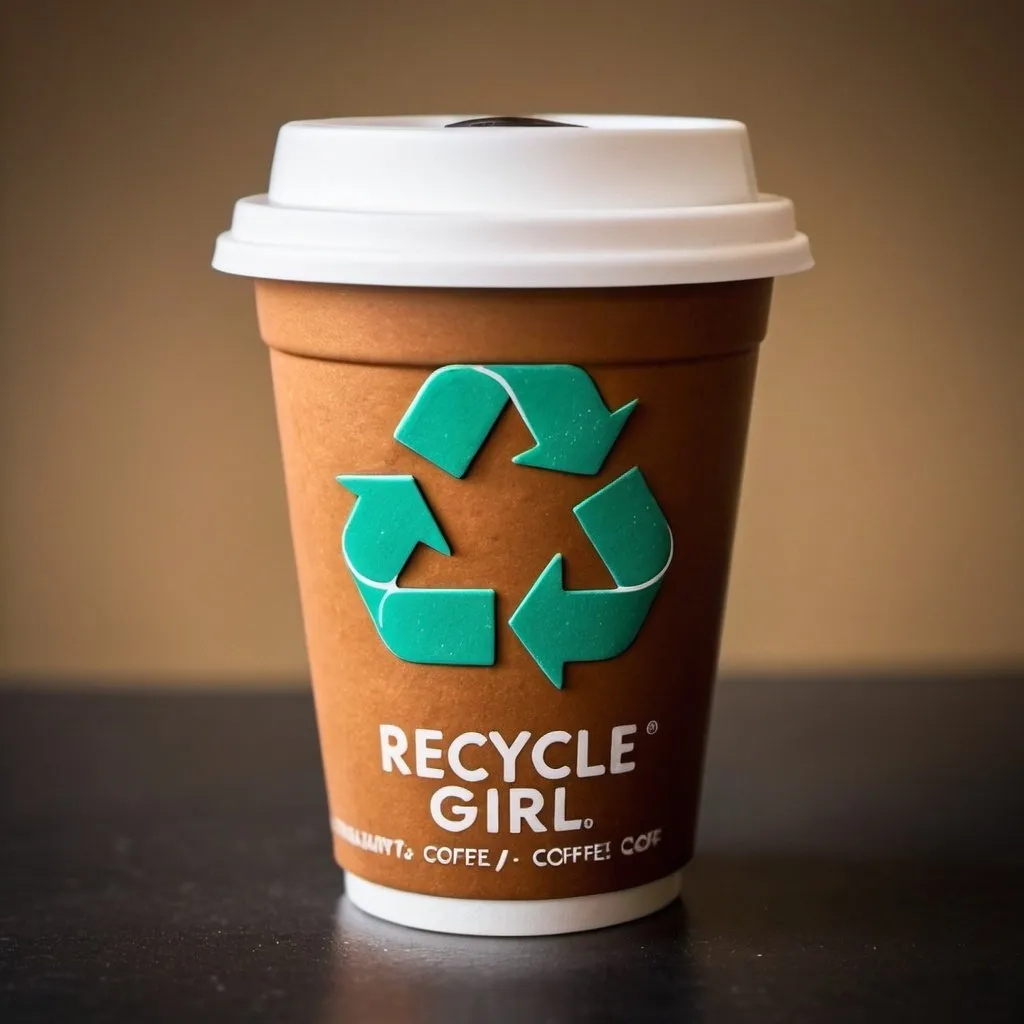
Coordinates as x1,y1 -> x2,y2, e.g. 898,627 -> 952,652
213,115 -> 811,936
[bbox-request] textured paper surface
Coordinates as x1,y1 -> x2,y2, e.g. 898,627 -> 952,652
258,280 -> 770,900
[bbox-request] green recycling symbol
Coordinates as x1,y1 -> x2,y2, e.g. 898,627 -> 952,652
338,364 -> 673,688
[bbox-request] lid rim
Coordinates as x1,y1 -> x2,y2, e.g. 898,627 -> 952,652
213,231 -> 813,288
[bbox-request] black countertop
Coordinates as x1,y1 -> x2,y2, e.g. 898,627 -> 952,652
1,683 -> 1022,1022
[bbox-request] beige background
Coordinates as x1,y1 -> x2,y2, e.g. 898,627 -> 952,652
1,0 -> 1020,684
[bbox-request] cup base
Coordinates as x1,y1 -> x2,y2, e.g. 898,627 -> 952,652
343,870 -> 683,937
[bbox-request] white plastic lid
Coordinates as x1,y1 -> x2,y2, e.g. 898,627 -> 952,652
213,114 -> 812,288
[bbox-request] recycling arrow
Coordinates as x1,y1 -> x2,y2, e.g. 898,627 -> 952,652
338,475 -> 495,666
393,364 -> 637,478
508,467 -> 672,688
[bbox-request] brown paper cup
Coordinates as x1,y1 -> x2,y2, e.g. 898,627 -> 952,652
214,112 -> 812,934
255,277 -> 772,935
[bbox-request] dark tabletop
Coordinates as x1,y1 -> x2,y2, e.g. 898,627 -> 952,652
1,684 -> 1022,1023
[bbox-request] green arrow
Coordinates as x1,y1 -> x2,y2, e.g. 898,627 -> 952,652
507,556 -> 659,688
491,365 -> 637,475
392,367 -> 508,478
508,467 -> 672,688
394,364 -> 636,478
338,475 -> 495,666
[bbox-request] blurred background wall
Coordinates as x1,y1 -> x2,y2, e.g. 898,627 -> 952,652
1,0 -> 1020,685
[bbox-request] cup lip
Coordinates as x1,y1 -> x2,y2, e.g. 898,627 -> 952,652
214,198 -> 812,288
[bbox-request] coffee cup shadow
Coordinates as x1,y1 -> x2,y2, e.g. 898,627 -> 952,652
324,892 -> 701,1023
